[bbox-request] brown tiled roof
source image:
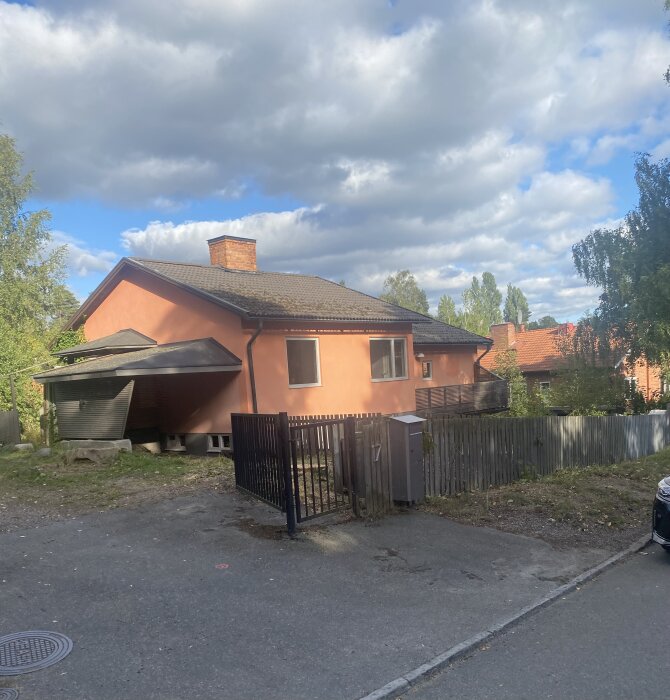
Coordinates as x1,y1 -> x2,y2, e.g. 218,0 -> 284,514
481,326 -> 568,373
412,319 -> 491,346
128,258 -> 431,324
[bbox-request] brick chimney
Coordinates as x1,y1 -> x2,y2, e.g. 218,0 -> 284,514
489,322 -> 516,350
207,235 -> 257,271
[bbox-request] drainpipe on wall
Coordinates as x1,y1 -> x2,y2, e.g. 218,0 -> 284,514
475,345 -> 492,380
246,320 -> 263,413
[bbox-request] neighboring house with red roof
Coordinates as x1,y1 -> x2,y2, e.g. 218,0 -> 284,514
34,236 -> 505,453
481,322 -> 665,401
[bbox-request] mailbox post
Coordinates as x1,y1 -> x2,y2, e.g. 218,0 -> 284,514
389,414 -> 426,505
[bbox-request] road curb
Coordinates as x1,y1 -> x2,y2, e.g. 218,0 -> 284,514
357,534 -> 652,700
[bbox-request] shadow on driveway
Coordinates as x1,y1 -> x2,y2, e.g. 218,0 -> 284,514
1,491 -> 610,700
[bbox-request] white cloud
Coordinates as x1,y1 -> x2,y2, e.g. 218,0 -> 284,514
51,231 -> 118,276
122,167 -> 611,320
2,0 -> 669,321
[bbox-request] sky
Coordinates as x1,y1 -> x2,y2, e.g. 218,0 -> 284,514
2,0 -> 670,321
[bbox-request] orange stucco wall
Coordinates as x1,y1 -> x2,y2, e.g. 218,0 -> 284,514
252,329 -> 418,415
627,358 -> 663,401
412,347 -> 476,388
81,268 -> 478,434
83,268 -> 250,434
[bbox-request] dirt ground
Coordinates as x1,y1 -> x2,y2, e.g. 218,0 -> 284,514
3,442 -> 668,555
422,449 -> 670,551
0,445 -> 235,533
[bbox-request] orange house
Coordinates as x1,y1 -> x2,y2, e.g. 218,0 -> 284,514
481,322 -> 665,401
35,236 -> 495,453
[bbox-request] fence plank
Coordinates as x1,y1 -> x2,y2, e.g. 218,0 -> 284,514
422,412 -> 670,497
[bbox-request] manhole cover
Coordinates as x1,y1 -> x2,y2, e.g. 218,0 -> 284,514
0,689 -> 19,700
0,632 -> 73,676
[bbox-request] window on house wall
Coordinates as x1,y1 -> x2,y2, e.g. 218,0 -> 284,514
370,338 -> 407,381
286,338 -> 321,387
625,376 -> 638,397
539,381 -> 550,392
208,434 -> 232,452
421,361 -> 432,380
166,434 -> 186,451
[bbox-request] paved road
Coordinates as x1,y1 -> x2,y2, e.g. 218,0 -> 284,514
403,544 -> 670,700
0,492 -> 607,700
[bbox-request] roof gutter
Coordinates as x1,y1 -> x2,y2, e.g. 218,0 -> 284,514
247,320 -> 263,413
475,345 -> 491,366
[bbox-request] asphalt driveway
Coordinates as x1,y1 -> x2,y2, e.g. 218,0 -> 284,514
1,491 -> 612,700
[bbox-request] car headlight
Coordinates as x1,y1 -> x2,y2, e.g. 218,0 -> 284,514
657,477 -> 670,502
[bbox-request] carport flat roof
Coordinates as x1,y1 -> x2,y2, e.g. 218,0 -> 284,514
35,338 -> 242,383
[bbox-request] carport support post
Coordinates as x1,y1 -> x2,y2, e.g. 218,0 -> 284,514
278,412 -> 296,535
9,374 -> 17,412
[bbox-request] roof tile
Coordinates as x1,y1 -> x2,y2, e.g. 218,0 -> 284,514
481,326 -> 568,373
130,258 -> 431,324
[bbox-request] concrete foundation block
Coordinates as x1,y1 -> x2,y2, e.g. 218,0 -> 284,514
60,439 -> 132,453
64,447 -> 120,464
13,443 -> 34,452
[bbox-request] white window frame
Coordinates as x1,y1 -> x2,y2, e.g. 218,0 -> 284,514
421,360 -> 433,380
286,337 -> 321,388
539,381 -> 550,392
625,376 -> 638,396
370,337 -> 408,382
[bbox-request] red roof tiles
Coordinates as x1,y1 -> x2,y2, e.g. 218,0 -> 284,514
481,323 -> 574,373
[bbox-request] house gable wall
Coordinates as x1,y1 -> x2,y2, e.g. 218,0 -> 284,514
82,267 -> 250,433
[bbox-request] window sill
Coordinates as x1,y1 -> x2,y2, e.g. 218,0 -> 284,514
371,376 -> 408,383
289,383 -> 322,389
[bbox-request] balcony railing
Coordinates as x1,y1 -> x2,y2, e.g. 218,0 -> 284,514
415,379 -> 509,415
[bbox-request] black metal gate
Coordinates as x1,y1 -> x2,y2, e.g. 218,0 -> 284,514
289,417 -> 356,522
231,412 -> 357,532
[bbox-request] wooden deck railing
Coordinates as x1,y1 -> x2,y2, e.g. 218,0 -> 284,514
415,379 -> 509,415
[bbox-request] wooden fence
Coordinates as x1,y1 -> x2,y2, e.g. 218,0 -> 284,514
289,412 -> 380,426
423,413 -> 670,496
415,380 -> 508,414
0,409 -> 20,446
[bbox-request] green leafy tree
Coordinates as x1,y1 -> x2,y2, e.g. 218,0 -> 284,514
494,350 -> 529,416
380,269 -> 429,315
51,326 -> 86,355
572,154 -> 670,363
527,315 -> 559,330
503,284 -> 531,327
436,294 -> 462,326
549,319 -> 628,415
460,271 -> 502,336
0,134 -> 74,437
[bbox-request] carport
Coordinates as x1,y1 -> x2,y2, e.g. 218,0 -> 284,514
34,338 -> 242,447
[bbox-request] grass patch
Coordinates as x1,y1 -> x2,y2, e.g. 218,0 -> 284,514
422,448 -> 670,549
0,445 -> 235,518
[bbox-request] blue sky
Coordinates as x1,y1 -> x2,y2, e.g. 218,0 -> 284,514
3,0 -> 670,320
